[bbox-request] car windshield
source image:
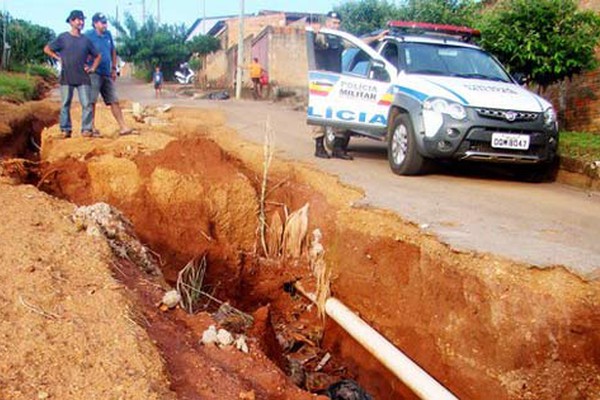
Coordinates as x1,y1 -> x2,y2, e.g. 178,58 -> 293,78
401,43 -> 512,82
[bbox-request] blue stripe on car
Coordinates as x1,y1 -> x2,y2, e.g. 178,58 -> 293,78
424,79 -> 469,104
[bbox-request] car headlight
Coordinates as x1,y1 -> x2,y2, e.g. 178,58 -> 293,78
423,98 -> 467,120
544,107 -> 556,127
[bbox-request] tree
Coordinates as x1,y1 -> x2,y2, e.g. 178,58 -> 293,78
187,35 -> 220,56
113,14 -> 189,80
476,0 -> 600,89
399,0 -> 481,26
334,0 -> 398,36
333,0 -> 480,36
0,12 -> 55,65
113,14 -> 219,81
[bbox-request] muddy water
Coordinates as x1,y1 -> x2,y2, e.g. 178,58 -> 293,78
36,117 -> 600,399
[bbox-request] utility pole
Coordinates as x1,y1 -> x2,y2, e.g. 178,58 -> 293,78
141,0 -> 146,24
235,0 -> 244,100
1,0 -> 8,70
202,0 -> 206,34
157,0 -> 160,25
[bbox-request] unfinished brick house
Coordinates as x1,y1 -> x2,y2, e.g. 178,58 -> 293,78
186,10 -> 321,94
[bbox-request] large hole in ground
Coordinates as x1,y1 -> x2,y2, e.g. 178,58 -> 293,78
10,105 -> 599,400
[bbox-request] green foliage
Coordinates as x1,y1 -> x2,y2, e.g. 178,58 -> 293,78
398,0 -> 481,26
559,131 -> 600,162
477,0 -> 600,88
0,72 -> 37,102
187,57 -> 202,72
113,14 -> 217,81
9,63 -> 55,80
113,14 -> 189,80
187,35 -> 220,55
334,0 -> 399,36
0,12 -> 55,65
333,0 -> 480,35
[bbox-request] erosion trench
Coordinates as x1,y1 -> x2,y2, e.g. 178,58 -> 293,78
2,102 -> 599,399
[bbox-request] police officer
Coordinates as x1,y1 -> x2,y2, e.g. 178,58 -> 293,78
311,11 -> 388,160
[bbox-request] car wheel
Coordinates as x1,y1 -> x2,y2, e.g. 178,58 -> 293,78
388,113 -> 428,175
324,127 -> 350,153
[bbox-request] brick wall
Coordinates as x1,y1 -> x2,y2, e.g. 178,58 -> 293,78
265,27 -> 308,89
226,14 -> 286,49
544,0 -> 600,133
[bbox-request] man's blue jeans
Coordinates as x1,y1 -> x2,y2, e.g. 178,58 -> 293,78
59,85 -> 93,133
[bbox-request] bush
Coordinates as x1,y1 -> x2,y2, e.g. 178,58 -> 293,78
560,131 -> 600,162
9,63 -> 56,81
0,72 -> 38,102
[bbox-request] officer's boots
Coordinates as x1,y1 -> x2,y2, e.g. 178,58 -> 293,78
332,137 -> 353,160
314,137 -> 331,159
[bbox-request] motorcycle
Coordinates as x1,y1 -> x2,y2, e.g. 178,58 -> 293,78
174,62 -> 196,84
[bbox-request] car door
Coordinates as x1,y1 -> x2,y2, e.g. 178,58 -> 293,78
306,28 -> 397,137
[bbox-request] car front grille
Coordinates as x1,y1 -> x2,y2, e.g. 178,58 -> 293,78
476,107 -> 539,122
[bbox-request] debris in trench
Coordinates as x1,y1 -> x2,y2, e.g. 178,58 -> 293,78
323,379 -> 373,400
200,324 -> 249,353
309,228 -> 331,320
214,302 -> 254,333
160,290 -> 181,309
72,203 -> 162,276
238,390 -> 256,400
282,203 -> 309,259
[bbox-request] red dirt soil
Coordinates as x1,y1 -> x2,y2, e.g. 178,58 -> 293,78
1,102 -> 598,400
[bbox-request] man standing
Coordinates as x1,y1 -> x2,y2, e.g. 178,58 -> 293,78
248,57 -> 263,99
44,10 -> 101,138
86,12 -> 133,136
311,11 -> 388,160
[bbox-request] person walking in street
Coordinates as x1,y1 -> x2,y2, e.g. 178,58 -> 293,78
248,57 -> 263,99
44,10 -> 101,138
153,66 -> 163,98
86,12 -> 133,136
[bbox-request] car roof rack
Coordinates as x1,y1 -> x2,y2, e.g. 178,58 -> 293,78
387,21 -> 481,43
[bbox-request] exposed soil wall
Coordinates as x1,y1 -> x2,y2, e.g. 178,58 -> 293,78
36,106 -> 600,400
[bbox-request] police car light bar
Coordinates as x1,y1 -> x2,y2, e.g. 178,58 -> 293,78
387,21 -> 481,40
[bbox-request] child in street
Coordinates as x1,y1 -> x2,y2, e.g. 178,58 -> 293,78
152,66 -> 163,98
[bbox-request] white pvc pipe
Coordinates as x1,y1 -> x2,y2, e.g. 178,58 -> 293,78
297,285 -> 458,400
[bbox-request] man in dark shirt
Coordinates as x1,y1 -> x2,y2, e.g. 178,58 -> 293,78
86,12 -> 133,136
44,10 -> 101,138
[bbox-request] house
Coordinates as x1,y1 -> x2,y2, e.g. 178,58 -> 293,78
190,10 -> 323,94
543,0 -> 600,133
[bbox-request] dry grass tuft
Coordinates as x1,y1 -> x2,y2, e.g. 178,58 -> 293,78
176,254 -> 207,314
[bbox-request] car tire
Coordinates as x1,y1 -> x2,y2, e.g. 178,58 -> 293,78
387,113 -> 428,175
324,127 -> 350,153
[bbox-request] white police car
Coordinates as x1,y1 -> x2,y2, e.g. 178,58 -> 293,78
306,22 -> 558,179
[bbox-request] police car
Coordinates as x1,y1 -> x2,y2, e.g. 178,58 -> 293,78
306,22 -> 558,179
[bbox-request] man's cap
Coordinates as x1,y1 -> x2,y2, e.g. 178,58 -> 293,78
66,10 -> 85,23
92,12 -> 108,24
327,11 -> 342,21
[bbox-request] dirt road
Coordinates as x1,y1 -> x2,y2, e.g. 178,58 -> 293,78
119,79 -> 600,280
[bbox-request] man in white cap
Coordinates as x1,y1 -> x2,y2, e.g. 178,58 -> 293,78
86,12 -> 133,136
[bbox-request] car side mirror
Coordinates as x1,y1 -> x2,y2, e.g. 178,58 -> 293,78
513,72 -> 527,85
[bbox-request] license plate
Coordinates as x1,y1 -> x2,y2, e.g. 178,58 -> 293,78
491,133 -> 530,150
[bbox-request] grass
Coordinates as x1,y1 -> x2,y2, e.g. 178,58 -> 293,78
0,72 -> 38,102
559,131 -> 600,163
9,63 -> 56,80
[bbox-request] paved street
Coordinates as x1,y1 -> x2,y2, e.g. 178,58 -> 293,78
119,79 -> 600,280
